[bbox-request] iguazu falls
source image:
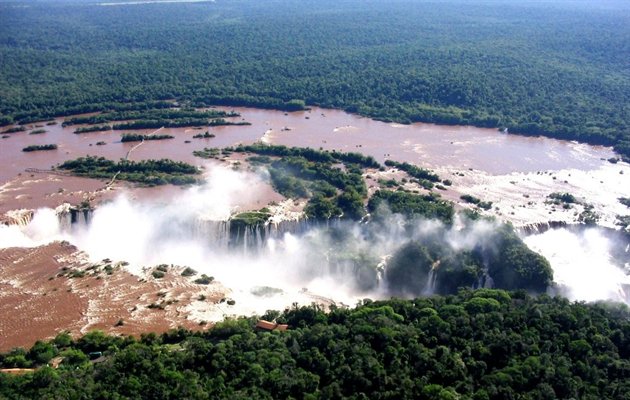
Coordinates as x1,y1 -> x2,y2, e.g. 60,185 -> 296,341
1,0 -> 629,398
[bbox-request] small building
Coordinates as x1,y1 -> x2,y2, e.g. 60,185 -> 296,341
255,320 -> 288,332
48,357 -> 64,369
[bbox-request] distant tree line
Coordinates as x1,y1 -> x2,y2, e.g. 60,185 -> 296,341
1,1 -> 627,158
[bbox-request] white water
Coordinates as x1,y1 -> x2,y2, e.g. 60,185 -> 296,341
0,165 -> 371,318
525,228 -> 630,304
2,164 -> 629,319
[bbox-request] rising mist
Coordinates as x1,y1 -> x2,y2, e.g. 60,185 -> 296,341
1,164 -> 628,322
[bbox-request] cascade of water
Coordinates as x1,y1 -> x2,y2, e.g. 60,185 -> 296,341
424,269 -> 437,295
517,221 -> 568,236
4,209 -> 34,227
375,255 -> 392,287
525,227 -> 630,304
194,219 -> 231,251
55,204 -> 92,233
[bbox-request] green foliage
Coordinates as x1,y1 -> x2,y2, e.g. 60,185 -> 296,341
52,332 -> 73,349
193,147 -> 220,159
181,267 -> 197,277
22,144 -> 57,152
152,270 -> 165,279
384,159 -> 440,182
578,204 -> 601,226
381,219 -> 552,296
233,144 -> 380,169
304,194 -> 342,219
233,145 -> 373,220
231,211 -> 271,227
120,133 -> 174,142
0,115 -> 14,126
59,349 -> 89,368
1,1 -> 628,157
369,190 -> 454,224
63,108 -> 236,126
27,341 -> 55,365
58,156 -> 199,186
113,118 -> 248,130
2,292 -> 630,399
192,131 -> 215,139
2,126 -> 26,134
485,225 -> 554,292
460,194 -> 493,210
73,125 -> 111,134
268,167 -> 309,198
194,274 -> 214,285
385,241 -> 435,296
336,189 -> 365,220
548,192 -> 578,205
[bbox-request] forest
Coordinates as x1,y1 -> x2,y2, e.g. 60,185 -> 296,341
0,0 -> 628,157
1,290 -> 630,399
57,156 -> 199,186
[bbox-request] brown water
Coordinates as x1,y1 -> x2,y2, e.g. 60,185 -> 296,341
0,106 -> 617,186
210,107 -> 615,174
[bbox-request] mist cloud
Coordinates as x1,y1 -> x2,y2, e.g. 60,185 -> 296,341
2,164 -> 629,319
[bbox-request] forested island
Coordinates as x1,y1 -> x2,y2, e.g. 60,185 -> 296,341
58,156 -> 199,186
22,144 -> 57,152
0,0 -> 628,158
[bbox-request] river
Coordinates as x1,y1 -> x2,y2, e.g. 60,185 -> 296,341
1,106 -> 628,227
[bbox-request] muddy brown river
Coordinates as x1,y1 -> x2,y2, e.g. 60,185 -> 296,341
1,106 -> 628,227
1,106 -> 617,182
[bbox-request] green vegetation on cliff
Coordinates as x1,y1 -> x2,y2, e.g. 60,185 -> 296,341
227,145 -> 377,220
368,190 -> 454,224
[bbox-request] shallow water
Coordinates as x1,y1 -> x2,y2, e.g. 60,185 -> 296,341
1,106 -> 617,185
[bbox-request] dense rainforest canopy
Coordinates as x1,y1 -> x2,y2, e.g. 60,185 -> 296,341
2,291 -> 630,399
0,0 -> 628,157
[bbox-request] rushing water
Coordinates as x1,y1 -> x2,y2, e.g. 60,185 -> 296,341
525,227 -> 630,305
2,106 -> 630,307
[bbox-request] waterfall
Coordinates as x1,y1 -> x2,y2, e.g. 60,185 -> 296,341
517,220 -> 568,236
525,226 -> 630,305
424,269 -> 437,295
3,209 -> 34,227
51,200 -> 320,254
55,203 -> 93,232
423,260 -> 440,295
179,213 -> 316,253
194,219 -> 231,251
473,266 -> 495,290
376,255 -> 392,287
